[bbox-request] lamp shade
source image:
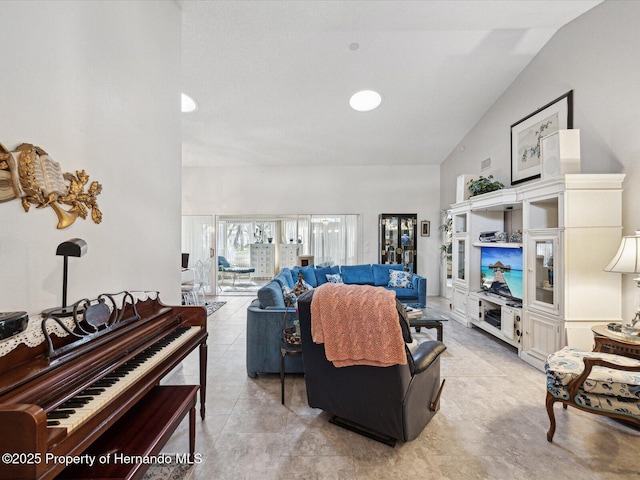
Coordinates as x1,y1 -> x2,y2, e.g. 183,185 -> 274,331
56,238 -> 87,257
604,231 -> 640,274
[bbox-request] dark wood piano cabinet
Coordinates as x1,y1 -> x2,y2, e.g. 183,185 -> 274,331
0,293 -> 207,480
58,385 -> 198,480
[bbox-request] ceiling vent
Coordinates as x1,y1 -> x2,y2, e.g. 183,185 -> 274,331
481,157 -> 491,171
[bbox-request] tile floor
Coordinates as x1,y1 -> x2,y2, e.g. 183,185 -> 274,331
162,296 -> 640,480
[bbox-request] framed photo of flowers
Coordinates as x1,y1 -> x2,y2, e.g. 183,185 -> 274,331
510,90 -> 573,185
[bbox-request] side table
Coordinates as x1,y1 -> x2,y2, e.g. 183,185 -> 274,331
408,306 -> 448,342
592,324 -> 640,360
280,333 -> 302,405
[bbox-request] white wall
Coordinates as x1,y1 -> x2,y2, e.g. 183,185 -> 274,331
182,164 -> 442,295
439,0 -> 640,319
0,1 -> 183,312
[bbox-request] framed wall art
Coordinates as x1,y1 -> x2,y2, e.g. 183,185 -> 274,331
421,220 -> 430,237
510,90 -> 573,185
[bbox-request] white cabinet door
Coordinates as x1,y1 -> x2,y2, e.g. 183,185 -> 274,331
467,292 -> 481,322
526,232 -> 561,316
521,310 -> 562,370
501,305 -> 523,341
451,286 -> 469,326
453,236 -> 468,285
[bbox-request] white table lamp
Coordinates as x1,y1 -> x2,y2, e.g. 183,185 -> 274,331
604,231 -> 640,335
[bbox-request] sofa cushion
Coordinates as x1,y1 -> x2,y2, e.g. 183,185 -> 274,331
372,264 -> 404,286
292,264 -> 317,288
341,264 -> 374,285
280,268 -> 295,288
314,266 -> 333,286
257,280 -> 286,309
388,270 -> 414,289
273,270 -> 294,289
290,266 -> 300,282
326,273 -> 343,283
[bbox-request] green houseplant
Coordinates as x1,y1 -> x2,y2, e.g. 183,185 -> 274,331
467,175 -> 504,197
439,211 -> 452,259
439,211 -> 453,279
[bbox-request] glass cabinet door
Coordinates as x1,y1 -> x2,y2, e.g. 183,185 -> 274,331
379,214 -> 417,273
527,235 -> 559,314
454,237 -> 466,282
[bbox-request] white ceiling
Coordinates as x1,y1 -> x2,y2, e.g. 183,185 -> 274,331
180,0 -> 601,168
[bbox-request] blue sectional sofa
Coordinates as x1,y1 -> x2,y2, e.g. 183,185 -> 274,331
246,263 -> 427,377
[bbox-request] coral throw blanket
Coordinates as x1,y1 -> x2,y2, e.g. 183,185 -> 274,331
310,283 -> 407,368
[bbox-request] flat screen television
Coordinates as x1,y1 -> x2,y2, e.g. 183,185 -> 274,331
480,246 -> 523,302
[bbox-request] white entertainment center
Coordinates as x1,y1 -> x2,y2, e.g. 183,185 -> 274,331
449,174 -> 625,371
468,288 -> 523,349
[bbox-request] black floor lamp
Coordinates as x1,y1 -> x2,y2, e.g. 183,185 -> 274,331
42,238 -> 88,317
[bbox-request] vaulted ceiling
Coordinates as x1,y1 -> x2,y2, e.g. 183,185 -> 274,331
180,1 -> 601,167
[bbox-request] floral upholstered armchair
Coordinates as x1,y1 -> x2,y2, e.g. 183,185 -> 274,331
545,346 -> 640,442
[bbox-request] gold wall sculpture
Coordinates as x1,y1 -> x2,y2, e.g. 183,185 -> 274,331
0,142 -> 102,229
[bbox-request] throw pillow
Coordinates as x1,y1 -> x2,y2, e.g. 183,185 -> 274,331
325,273 -> 343,284
298,264 -> 318,287
314,265 -> 333,286
388,269 -> 413,289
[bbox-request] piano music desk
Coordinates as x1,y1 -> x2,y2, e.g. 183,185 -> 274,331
58,385 -> 198,480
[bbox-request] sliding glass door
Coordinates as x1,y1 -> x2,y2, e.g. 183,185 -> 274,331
181,215 -> 214,293
217,214 -> 360,271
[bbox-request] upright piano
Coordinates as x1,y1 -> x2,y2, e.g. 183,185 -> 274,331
0,292 -> 207,480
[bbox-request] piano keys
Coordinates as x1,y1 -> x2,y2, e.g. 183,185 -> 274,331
0,291 -> 207,480
46,326 -> 200,433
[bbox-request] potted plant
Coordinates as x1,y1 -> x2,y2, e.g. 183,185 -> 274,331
439,211 -> 453,280
467,175 -> 504,197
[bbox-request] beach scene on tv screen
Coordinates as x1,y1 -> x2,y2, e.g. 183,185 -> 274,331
480,247 -> 523,300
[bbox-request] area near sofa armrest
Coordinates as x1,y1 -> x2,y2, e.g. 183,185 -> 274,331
412,275 -> 427,307
341,264 -> 375,285
257,280 -> 286,308
410,341 -> 446,374
246,299 -> 303,377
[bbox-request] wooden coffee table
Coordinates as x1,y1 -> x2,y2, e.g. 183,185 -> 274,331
408,306 -> 448,342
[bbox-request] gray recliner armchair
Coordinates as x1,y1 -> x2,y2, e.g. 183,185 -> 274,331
297,289 -> 446,445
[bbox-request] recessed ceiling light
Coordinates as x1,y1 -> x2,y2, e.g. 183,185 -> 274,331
349,90 -> 382,112
181,93 -> 198,113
